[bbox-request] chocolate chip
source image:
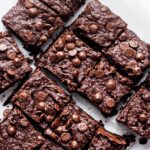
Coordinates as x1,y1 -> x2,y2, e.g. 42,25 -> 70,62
7,125 -> 16,136
106,79 -> 116,90
24,0 -> 33,8
139,114 -> 148,123
129,40 -> 139,48
61,132 -> 71,142
20,118 -> 29,127
45,115 -> 53,123
89,24 -> 98,33
50,53 -> 57,62
55,39 -> 65,50
76,40 -> 84,47
70,140 -> 79,149
56,51 -> 65,60
56,126 -> 66,134
94,92 -> 103,103
106,23 -> 116,32
13,57 -> 22,67
47,17 -> 55,24
28,8 -> 38,17
37,102 -> 45,110
105,98 -> 115,108
18,91 -> 28,100
78,123 -> 88,132
65,34 -> 73,42
72,114 -> 80,123
78,51 -> 86,60
35,91 -> 47,101
124,48 -> 135,57
6,50 -> 17,60
136,53 -> 144,60
66,43 -> 76,50
34,21 -> 43,30
94,70 -> 105,79
7,69 -> 16,76
72,58 -> 81,67
40,36 -> 48,43
68,49 -> 77,57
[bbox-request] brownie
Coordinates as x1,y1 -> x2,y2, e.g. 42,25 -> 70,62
38,30 -> 101,91
45,104 -> 98,150
73,0 -> 127,47
0,31 -> 32,93
40,141 -> 64,150
104,29 -> 150,79
78,57 -> 133,115
0,108 -> 45,150
117,84 -> 150,139
40,0 -> 85,20
12,69 -> 70,129
88,127 -> 126,150
2,0 -> 63,51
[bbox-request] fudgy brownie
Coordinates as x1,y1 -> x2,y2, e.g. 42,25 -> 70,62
117,84 -> 150,138
78,57 -> 133,115
0,31 -> 32,93
12,69 -> 70,129
73,0 -> 127,47
104,29 -> 150,79
88,127 -> 126,150
38,30 -> 101,91
40,0 -> 85,20
45,104 -> 98,150
0,108 -> 45,150
2,0 -> 63,50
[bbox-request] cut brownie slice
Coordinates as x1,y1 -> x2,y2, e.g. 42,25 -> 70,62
104,29 -> 150,79
40,0 -> 85,21
88,127 -> 126,150
0,108 -> 45,150
2,0 -> 63,51
45,104 -> 98,150
117,83 -> 150,138
78,57 -> 133,115
38,30 -> 101,91
12,69 -> 70,129
73,0 -> 127,47
0,31 -> 32,93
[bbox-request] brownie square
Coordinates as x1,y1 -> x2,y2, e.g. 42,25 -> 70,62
40,0 -> 85,20
0,108 -> 45,150
73,0 -> 127,47
0,31 -> 32,93
78,57 -> 133,115
88,127 -> 126,150
45,104 -> 98,150
117,83 -> 150,138
12,69 -> 70,129
38,30 -> 101,91
2,0 -> 63,51
104,29 -> 150,79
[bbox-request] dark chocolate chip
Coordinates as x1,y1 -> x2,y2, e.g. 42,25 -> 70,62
72,58 -> 81,67
106,79 -> 116,90
105,98 -> 115,108
18,91 -> 28,100
66,43 -> 76,50
6,50 -> 17,60
78,51 -> 86,60
89,24 -> 98,33
70,140 -> 79,149
61,132 -> 71,142
56,51 -> 65,60
28,8 -> 38,17
7,125 -> 16,136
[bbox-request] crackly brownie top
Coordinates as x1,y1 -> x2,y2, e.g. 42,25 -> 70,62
105,29 -> 150,78
73,0 -> 127,47
0,31 -> 31,93
12,69 -> 70,129
38,30 -> 101,91
2,0 -> 63,47
45,104 -> 98,150
88,127 -> 126,150
0,108 -> 45,150
78,57 -> 133,115
117,86 -> 150,139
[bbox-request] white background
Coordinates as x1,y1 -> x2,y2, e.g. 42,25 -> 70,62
0,0 -> 149,149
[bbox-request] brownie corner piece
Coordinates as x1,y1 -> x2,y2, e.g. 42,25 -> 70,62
105,29 -> 150,79
0,107 -> 45,149
12,69 -> 70,129
88,127 -> 126,150
117,85 -> 150,139
45,104 -> 98,150
0,31 -> 32,93
38,29 -> 101,91
2,0 -> 63,50
73,0 -> 127,47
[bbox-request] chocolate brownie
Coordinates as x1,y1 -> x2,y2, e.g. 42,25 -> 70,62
104,29 -> 150,79
40,0 -> 85,20
117,84 -> 150,138
73,0 -> 127,47
2,0 -> 63,51
12,69 -> 70,129
88,127 -> 126,150
45,104 -> 98,150
0,31 -> 32,93
78,57 -> 133,115
0,108 -> 45,150
38,30 -> 101,91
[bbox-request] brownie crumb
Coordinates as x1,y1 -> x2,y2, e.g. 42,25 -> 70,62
139,138 -> 148,145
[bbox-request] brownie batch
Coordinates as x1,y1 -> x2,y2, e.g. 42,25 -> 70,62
0,0 -> 150,149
